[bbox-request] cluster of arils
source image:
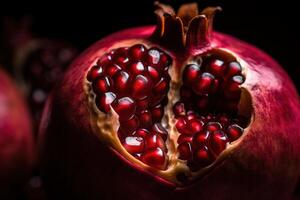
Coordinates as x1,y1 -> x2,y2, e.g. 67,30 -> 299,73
173,54 -> 248,170
87,44 -> 172,169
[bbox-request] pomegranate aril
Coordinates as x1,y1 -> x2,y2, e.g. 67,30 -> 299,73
183,64 -> 201,85
173,102 -> 186,117
177,135 -> 193,144
175,117 -> 188,134
207,59 -> 225,77
92,76 -> 112,94
105,63 -> 122,77
137,110 -> 152,128
120,115 -> 139,135
178,142 -> 193,160
225,61 -> 242,78
192,72 -> 215,95
209,130 -> 228,156
153,77 -> 169,95
95,92 -> 116,113
193,130 -> 210,146
87,65 -> 103,82
158,53 -> 171,67
206,122 -> 222,132
132,75 -> 151,100
193,146 -> 213,166
147,66 -> 160,84
97,53 -> 112,66
111,97 -> 136,121
136,97 -> 149,112
151,123 -> 168,141
187,118 -> 204,134
113,71 -> 131,94
187,111 -> 199,120
227,124 -> 243,142
135,128 -> 150,138
218,114 -> 230,127
151,104 -> 164,122
144,48 -> 160,65
140,147 -> 166,170
128,44 -> 146,61
145,134 -> 166,152
123,136 -> 144,154
127,61 -> 145,75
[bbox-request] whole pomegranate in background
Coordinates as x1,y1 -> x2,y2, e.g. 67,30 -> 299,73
0,68 -> 34,199
1,17 -> 78,133
38,2 -> 300,200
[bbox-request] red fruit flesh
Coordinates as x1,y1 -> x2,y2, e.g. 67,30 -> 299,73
39,2 -> 300,200
0,69 -> 34,198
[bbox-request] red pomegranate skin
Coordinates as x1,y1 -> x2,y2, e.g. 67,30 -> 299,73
38,23 -> 300,200
0,69 -> 34,199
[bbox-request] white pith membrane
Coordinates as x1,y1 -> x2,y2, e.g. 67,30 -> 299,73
85,44 -> 253,186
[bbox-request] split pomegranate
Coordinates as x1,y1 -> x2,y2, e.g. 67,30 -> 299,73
0,69 -> 34,198
39,2 -> 300,200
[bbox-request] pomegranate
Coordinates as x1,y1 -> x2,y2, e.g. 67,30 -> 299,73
39,3 -> 300,200
0,68 -> 34,198
1,17 -> 78,133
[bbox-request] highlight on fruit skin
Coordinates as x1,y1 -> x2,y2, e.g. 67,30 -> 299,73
38,2 -> 300,200
0,68 -> 34,199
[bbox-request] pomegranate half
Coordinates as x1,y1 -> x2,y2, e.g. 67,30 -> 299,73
0,68 -> 34,199
38,3 -> 300,200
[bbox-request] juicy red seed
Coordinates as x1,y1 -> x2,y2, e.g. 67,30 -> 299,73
151,123 -> 168,141
115,56 -> 129,67
194,146 -> 213,165
178,142 -> 193,160
227,124 -> 243,142
105,63 -> 122,77
92,76 -> 112,94
97,53 -> 112,66
113,71 -> 131,93
112,97 -> 136,121
132,75 -> 151,100
145,134 -> 166,152
137,110 -> 152,128
144,48 -> 160,65
159,53 -> 171,67
120,115 -> 139,135
123,136 -> 144,154
177,135 -> 193,144
173,102 -> 186,117
187,111 -> 199,120
183,64 -> 201,85
128,62 -> 145,75
206,122 -> 222,132
147,66 -> 160,84
149,95 -> 165,108
128,44 -> 146,61
187,118 -> 204,134
175,117 -> 190,135
140,147 -> 166,170
209,130 -> 228,156
136,97 -> 149,112
192,72 -> 215,95
135,128 -> 150,138
206,113 -> 215,122
113,48 -> 129,67
87,65 -> 103,82
218,114 -> 230,126
193,130 -> 210,146
151,104 -> 164,122
211,78 -> 220,94
207,59 -> 225,77
225,61 -> 242,78
153,77 -> 168,95
95,92 -> 116,113
226,75 -> 245,93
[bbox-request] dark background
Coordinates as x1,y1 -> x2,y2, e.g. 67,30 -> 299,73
1,0 -> 299,87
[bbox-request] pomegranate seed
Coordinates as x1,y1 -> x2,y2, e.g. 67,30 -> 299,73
227,124 -> 243,142
178,142 -> 193,160
186,111 -> 199,120
123,136 -> 144,154
175,117 -> 191,135
128,44 -> 146,61
95,92 -> 116,113
127,61 -> 145,75
153,77 -> 169,95
192,72 -> 215,95
149,95 -> 165,108
111,97 -> 136,121
113,48 -> 129,67
87,65 -> 103,82
105,63 -> 122,77
158,53 -> 171,68
173,102 -> 186,117
226,75 -> 245,94
113,71 -> 131,94
137,110 -> 152,128
145,134 -> 166,152
209,130 -> 228,156
147,66 -> 160,84
151,104 -> 164,122
225,61 -> 242,78
194,146 -> 213,166
193,130 -> 210,147
144,48 -> 160,65
187,118 -> 204,134
206,122 -> 222,132
151,123 -> 168,141
177,135 -> 193,144
136,97 -> 149,112
92,76 -> 112,94
132,75 -> 151,100
140,147 -> 166,170
183,64 -> 201,85
207,59 -> 225,77
97,53 -> 112,66
120,115 -> 139,135
218,114 -> 230,126
135,128 -> 150,138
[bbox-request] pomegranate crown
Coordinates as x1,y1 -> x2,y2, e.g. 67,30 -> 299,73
151,2 -> 221,51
